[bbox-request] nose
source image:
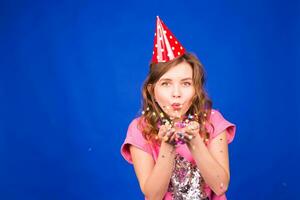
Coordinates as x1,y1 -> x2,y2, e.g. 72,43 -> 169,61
172,85 -> 181,98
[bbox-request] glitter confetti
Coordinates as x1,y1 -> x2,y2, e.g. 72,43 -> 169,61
169,154 -> 209,200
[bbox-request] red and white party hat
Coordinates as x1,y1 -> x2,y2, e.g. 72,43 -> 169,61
151,16 -> 186,63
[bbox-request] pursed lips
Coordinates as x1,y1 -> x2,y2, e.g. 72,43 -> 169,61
171,103 -> 182,110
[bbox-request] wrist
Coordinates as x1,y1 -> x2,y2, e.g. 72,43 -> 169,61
187,135 -> 202,149
161,141 -> 176,154
161,140 -> 175,148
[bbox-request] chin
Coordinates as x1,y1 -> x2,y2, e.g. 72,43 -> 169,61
168,111 -> 187,119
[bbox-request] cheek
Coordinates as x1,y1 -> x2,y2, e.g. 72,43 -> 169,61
154,88 -> 168,105
185,88 -> 196,101
182,90 -> 195,111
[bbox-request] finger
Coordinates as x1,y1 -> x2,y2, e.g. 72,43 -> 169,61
166,128 -> 175,137
158,125 -> 169,138
161,127 -> 175,143
176,132 -> 187,144
176,132 -> 185,141
162,135 -> 169,142
184,122 -> 200,135
168,132 -> 178,145
188,121 -> 200,130
184,133 -> 195,141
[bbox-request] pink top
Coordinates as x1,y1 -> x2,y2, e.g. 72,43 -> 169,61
121,109 -> 236,200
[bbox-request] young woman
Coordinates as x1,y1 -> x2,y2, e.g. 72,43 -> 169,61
121,16 -> 236,200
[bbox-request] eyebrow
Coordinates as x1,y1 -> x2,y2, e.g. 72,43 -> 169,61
159,78 -> 193,81
181,78 -> 193,81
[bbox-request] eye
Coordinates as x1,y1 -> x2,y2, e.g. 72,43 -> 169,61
161,82 -> 170,86
182,81 -> 192,87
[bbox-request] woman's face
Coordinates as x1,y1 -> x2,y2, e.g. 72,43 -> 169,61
154,61 -> 195,119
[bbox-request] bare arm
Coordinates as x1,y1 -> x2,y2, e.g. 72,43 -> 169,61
130,141 -> 175,200
187,131 -> 230,196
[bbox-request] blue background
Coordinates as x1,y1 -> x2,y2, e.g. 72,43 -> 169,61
0,0 -> 299,199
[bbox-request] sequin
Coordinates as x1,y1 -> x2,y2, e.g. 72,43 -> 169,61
168,154 -> 209,200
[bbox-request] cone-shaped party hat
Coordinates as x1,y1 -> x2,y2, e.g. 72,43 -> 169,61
151,16 -> 186,63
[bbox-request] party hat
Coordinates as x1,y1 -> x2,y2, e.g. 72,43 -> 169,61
151,16 -> 186,63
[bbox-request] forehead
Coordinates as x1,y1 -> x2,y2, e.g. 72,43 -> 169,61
160,62 -> 193,80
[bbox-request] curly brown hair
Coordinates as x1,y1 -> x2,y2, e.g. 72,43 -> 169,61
138,52 -> 213,144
